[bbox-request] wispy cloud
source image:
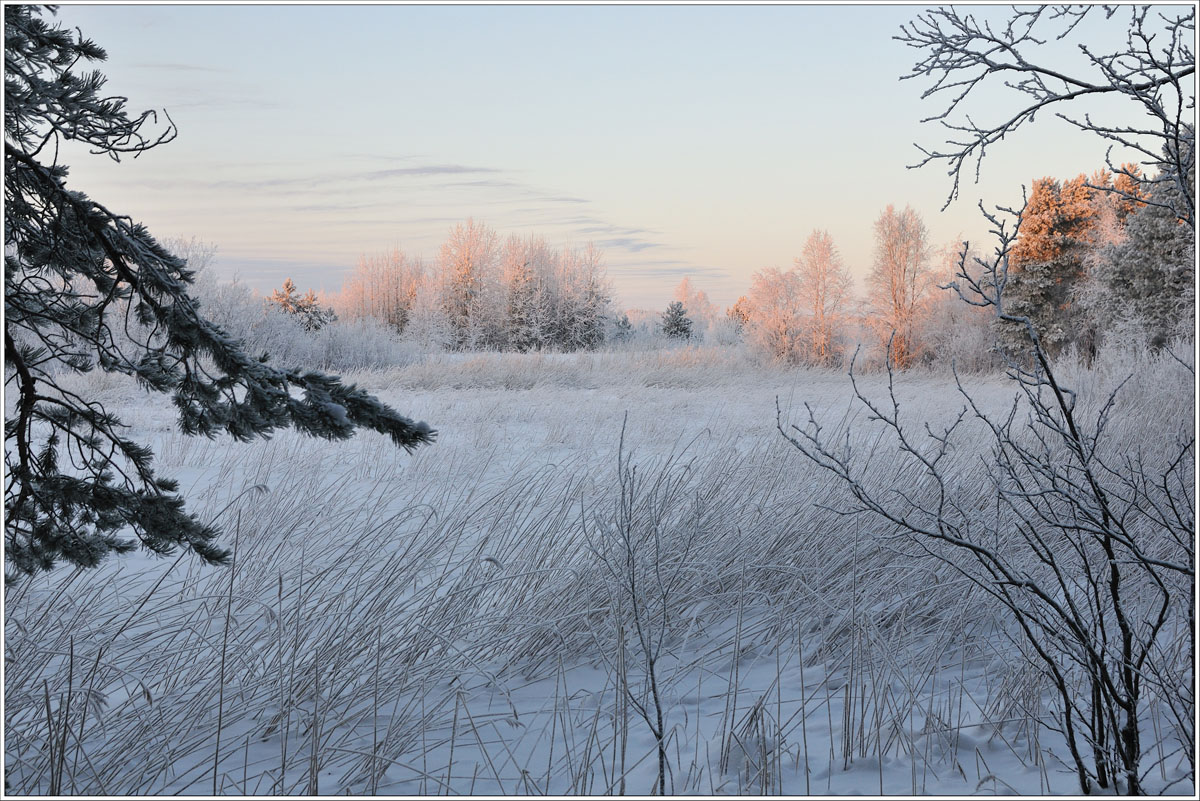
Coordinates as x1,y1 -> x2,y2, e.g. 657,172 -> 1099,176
574,222 -> 656,237
367,165 -> 503,180
163,163 -> 502,192
436,178 -> 528,190
597,237 -> 662,253
538,195 -> 589,204
606,261 -> 731,280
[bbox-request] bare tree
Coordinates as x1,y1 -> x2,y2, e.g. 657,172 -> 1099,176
898,5 -> 1196,224
782,202 -> 1194,794
868,205 -> 933,369
794,230 -> 853,366
921,240 -> 997,372
338,247 -> 424,334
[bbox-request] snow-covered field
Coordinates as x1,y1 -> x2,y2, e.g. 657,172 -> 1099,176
4,345 -> 1194,795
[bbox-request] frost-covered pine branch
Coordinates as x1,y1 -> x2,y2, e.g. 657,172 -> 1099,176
4,6 -> 435,577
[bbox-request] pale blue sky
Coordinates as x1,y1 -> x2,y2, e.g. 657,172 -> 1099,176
53,3 -> 1149,309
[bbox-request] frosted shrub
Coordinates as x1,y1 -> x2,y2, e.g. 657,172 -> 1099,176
309,317 -> 423,371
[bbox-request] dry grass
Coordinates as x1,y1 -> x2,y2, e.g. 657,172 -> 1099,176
5,342 -> 1193,794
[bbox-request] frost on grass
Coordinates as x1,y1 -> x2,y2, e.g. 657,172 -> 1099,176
4,346 -> 1194,796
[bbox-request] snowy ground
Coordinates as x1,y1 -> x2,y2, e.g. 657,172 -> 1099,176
4,346 -> 1194,795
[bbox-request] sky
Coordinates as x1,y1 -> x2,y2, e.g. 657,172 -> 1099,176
50,2 -> 1157,310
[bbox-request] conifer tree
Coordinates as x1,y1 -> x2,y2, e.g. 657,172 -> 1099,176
1002,177 -> 1096,354
1088,179 -> 1195,347
612,312 -> 633,342
500,236 -> 540,352
726,296 -> 752,335
4,6 -> 435,576
267,278 -> 337,332
660,301 -> 693,340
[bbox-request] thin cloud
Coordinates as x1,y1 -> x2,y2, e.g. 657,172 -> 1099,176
436,178 -> 528,190
575,223 -> 655,236
168,163 -> 502,192
538,195 -> 589,204
366,165 -> 503,180
607,261 -> 730,280
597,237 -> 663,253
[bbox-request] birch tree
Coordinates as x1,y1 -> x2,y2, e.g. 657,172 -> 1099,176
339,247 -> 424,335
439,218 -> 499,350
794,230 -> 853,366
744,267 -> 805,364
868,205 -> 933,368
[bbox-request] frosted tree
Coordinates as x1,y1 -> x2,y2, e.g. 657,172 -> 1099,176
785,205 -> 1194,793
794,230 -> 853,366
339,247 -> 424,334
726,295 -> 752,336
402,275 -> 454,350
673,277 -> 715,336
439,218 -> 500,350
867,205 -> 933,368
1004,170 -> 1151,357
1086,178 -> 1195,348
499,235 -> 543,352
4,6 -> 434,576
920,241 -> 997,371
660,301 -> 693,340
744,266 -> 805,363
611,312 -> 634,342
899,5 -> 1195,224
559,243 -> 610,351
266,278 -> 337,332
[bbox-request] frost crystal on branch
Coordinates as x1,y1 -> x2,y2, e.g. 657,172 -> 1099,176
899,5 -> 1195,224
3,6 -> 434,577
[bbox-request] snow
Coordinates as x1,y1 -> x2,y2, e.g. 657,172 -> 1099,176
4,346 -> 1194,796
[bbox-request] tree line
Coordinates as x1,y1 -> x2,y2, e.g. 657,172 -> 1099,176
264,171 -> 1191,372
648,167 -> 1191,370
333,219 -> 612,353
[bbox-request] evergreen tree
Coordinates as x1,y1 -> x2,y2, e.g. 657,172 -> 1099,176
1087,179 -> 1195,347
660,301 -> 693,340
1003,176 -> 1098,355
726,296 -> 752,335
569,244 -> 610,350
612,312 -> 633,342
267,278 -> 337,332
500,236 -> 540,352
4,6 -> 434,576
